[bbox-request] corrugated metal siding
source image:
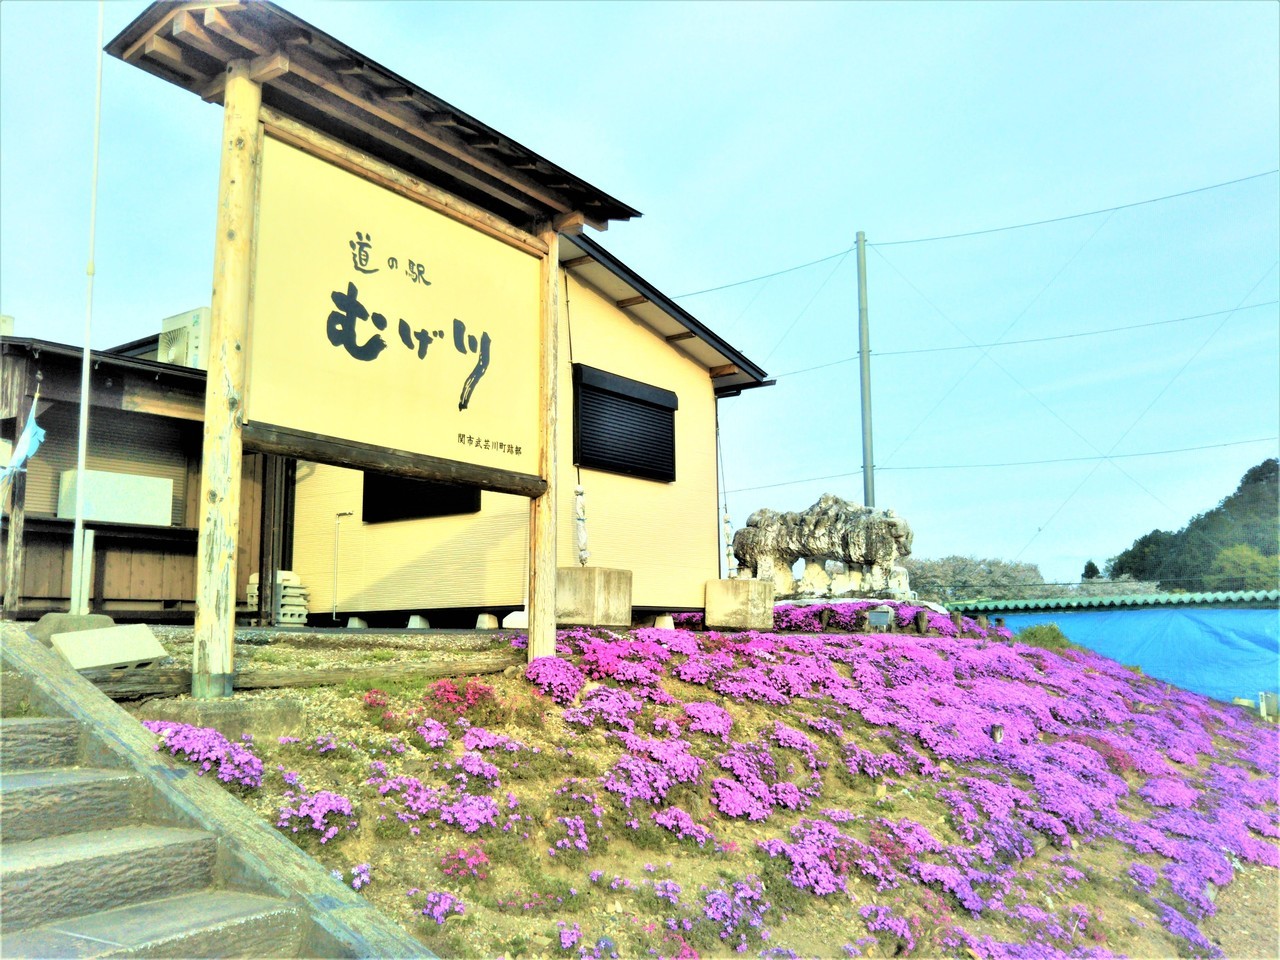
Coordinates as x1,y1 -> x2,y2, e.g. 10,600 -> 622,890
24,403 -> 192,525
952,589 -> 1280,614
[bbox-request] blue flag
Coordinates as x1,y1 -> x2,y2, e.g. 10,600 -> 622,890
1,408 -> 45,491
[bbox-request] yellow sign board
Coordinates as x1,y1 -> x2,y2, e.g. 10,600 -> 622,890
247,137 -> 541,472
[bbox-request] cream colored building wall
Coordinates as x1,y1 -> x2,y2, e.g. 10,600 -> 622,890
557,274 -> 719,609
291,463 -> 528,614
289,271 -> 720,614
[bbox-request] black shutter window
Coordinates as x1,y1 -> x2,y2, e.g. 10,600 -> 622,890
362,474 -> 482,523
574,364 -> 677,483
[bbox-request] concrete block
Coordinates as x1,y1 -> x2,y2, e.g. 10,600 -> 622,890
476,613 -> 499,630
51,624 -> 167,671
30,612 -> 114,646
407,614 -> 430,629
704,578 -> 775,631
502,609 -> 529,629
139,696 -> 305,741
557,567 -> 632,627
653,614 -> 675,630
57,469 -> 172,526
346,617 -> 367,629
248,571 -> 302,587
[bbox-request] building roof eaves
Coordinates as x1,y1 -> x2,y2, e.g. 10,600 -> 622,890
105,1 -> 641,231
561,233 -> 770,391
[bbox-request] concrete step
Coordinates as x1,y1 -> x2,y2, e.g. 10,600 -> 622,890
0,716 -> 80,768
0,889 -> 308,959
1,826 -> 218,931
1,768 -> 143,842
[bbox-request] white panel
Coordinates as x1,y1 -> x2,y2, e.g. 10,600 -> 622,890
57,469 -> 173,525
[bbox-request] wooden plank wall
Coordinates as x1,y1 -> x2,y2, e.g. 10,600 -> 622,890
1,455 -> 264,613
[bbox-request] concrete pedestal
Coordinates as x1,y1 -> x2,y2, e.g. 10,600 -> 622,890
705,578 -> 775,630
556,567 -> 632,627
138,696 -> 304,741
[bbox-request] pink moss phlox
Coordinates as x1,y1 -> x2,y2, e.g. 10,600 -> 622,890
416,718 -> 450,749
564,685 -> 644,731
462,726 -> 527,752
683,701 -> 734,739
526,656 -> 588,705
699,875 -> 772,949
418,890 -> 466,924
143,720 -> 264,788
276,788 -> 357,843
652,806 -> 715,846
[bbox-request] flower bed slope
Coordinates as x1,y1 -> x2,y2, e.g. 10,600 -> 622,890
145,601 -> 1278,959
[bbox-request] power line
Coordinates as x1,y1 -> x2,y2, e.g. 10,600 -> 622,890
674,249 -> 850,300
871,170 -> 1279,246
773,300 -> 1279,378
724,437 -> 1278,494
670,170 -> 1278,300
1012,260 -> 1280,561
759,250 -> 852,365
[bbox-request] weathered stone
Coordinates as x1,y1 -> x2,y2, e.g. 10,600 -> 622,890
797,560 -> 832,596
30,613 -> 115,646
733,494 -> 914,598
705,578 -> 775,630
1,768 -> 142,842
556,567 -> 632,627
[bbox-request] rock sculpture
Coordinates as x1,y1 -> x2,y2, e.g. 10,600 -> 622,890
732,494 -> 914,598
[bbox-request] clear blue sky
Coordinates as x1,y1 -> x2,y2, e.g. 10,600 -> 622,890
2,1 -> 1277,585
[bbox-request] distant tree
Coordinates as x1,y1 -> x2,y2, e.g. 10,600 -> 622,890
1203,544 -> 1280,592
1082,560 -> 1100,580
1107,458 -> 1279,591
902,556 -> 1044,605
1075,574 -> 1161,598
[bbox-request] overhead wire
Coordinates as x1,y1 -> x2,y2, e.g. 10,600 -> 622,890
670,170 -> 1278,299
1012,260 -> 1280,561
759,249 -> 852,365
724,436 -> 1277,494
772,300 -> 1279,378
874,209 -> 1118,467
870,169 -> 1279,246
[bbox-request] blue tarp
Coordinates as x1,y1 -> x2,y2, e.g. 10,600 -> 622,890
1002,607 -> 1280,703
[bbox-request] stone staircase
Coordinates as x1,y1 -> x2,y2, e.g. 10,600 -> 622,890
0,623 -> 433,959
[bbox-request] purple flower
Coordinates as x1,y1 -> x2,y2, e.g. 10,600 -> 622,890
416,718 -> 450,749
418,890 -> 465,924
526,656 -> 588,704
143,721 -> 263,788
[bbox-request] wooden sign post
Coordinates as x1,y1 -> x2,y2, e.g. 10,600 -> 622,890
193,62 -> 261,699
528,227 -> 560,660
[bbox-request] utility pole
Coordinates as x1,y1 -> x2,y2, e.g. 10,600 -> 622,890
856,231 -> 875,508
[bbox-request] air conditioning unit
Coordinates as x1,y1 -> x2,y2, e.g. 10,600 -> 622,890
158,308 -> 207,369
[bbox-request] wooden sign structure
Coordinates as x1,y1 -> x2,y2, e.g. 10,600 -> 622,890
107,1 -> 639,698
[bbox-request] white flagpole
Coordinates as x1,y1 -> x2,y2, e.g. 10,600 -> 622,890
69,1 -> 105,615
